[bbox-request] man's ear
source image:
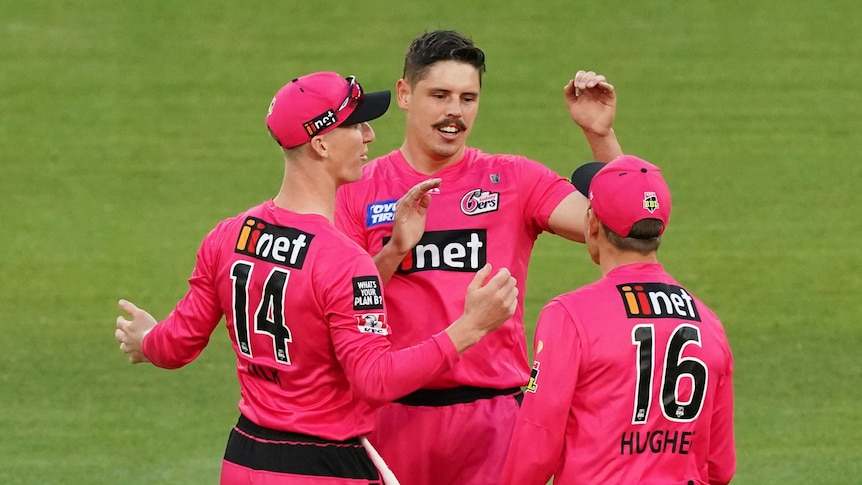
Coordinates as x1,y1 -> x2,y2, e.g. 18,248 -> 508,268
396,78 -> 411,110
309,135 -> 328,158
587,208 -> 601,241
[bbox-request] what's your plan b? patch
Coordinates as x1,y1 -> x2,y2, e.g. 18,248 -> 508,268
353,276 -> 383,310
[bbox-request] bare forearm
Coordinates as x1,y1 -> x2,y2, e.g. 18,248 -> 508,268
443,315 -> 487,353
372,243 -> 407,285
584,128 -> 623,163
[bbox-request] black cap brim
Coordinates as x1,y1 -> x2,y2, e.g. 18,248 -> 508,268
342,90 -> 391,126
571,162 -> 606,197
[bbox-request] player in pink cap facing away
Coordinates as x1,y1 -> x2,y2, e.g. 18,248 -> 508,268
501,155 -> 736,485
114,71 -> 518,485
335,29 -> 624,485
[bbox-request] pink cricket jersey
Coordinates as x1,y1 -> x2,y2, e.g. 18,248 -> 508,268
141,200 -> 460,441
336,148 -> 575,389
502,263 -> 736,485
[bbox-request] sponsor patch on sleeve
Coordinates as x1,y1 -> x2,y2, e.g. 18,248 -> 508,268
352,276 -> 384,310
355,313 -> 389,335
525,361 -> 540,393
365,199 -> 398,227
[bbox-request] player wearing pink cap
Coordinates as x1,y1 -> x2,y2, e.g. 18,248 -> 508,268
114,71 -> 518,485
501,155 -> 736,485
335,30 -> 624,485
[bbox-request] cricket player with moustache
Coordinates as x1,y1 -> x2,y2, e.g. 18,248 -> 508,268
114,71 -> 518,485
335,29 -> 624,485
501,155 -> 735,485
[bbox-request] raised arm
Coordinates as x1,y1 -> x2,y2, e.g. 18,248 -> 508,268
548,71 -> 624,242
566,70 -> 623,163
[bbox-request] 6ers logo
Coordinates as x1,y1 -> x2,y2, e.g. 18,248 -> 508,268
460,189 -> 499,216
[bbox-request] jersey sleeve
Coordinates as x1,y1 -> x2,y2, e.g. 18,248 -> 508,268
323,249 -> 459,406
708,340 -> 736,485
335,183 -> 368,249
518,157 -> 576,234
142,226 -> 224,369
502,299 -> 580,485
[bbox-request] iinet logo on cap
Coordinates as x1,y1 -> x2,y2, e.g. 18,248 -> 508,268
303,109 -> 338,137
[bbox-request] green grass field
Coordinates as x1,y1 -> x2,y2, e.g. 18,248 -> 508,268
2,1 -> 860,483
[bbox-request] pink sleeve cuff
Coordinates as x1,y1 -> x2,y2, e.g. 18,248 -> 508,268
432,331 -> 460,366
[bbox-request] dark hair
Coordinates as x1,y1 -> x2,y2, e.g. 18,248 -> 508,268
403,30 -> 486,86
602,219 -> 664,254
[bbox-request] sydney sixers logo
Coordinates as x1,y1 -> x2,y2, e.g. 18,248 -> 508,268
460,189 -> 499,216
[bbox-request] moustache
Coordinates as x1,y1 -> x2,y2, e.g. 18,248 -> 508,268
432,118 -> 467,131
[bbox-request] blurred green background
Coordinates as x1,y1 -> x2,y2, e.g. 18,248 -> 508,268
1,1 -> 860,483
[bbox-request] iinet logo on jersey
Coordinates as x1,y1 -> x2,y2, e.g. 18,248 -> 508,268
234,217 -> 314,269
385,229 -> 487,274
617,283 -> 701,321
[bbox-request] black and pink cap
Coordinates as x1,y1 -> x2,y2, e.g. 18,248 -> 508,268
265,72 -> 391,148
571,155 -> 672,237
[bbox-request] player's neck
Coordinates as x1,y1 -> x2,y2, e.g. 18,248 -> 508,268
273,165 -> 337,223
598,249 -> 658,276
400,142 -> 466,176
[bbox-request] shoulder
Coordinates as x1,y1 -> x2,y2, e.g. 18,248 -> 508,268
542,279 -> 616,328
205,203 -> 267,242
466,147 -> 532,169
467,148 -> 563,184
311,224 -> 376,264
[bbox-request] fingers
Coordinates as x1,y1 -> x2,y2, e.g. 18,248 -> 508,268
467,263 -> 493,291
115,323 -> 135,360
118,298 -> 140,316
478,267 -> 518,309
399,178 -> 442,207
573,70 -> 603,89
486,267 -> 514,291
568,70 -> 614,95
415,177 -> 442,192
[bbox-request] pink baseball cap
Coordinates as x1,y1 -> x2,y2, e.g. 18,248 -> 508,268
265,72 -> 391,148
571,155 -> 672,237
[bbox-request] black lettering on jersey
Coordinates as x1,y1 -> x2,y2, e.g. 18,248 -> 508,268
234,217 -> 314,269
617,283 -> 700,321
384,229 -> 487,274
619,430 -> 694,455
353,276 -> 384,310
247,362 -> 282,386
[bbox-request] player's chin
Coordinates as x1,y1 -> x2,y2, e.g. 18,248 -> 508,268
429,140 -> 464,159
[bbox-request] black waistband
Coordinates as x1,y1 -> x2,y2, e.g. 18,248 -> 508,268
394,386 -> 523,407
235,414 -> 362,445
226,415 -> 377,479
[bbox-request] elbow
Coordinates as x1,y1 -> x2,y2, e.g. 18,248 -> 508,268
148,357 -> 191,370
351,383 -> 396,408
710,463 -> 736,485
